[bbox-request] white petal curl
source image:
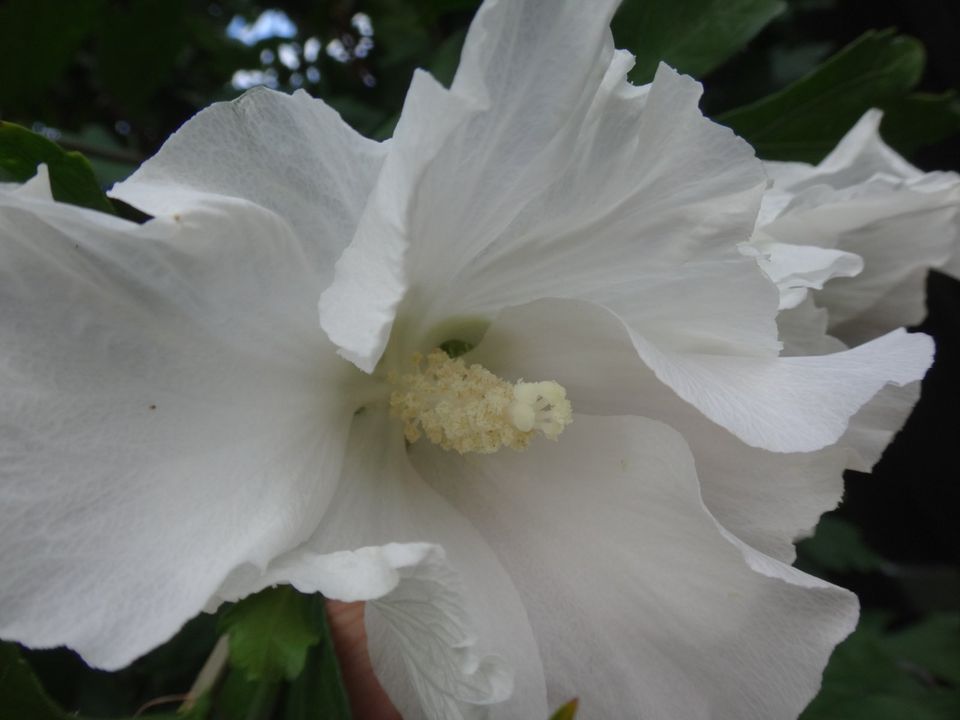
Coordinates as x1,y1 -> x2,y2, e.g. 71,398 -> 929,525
470,297 -> 853,561
321,12 -> 768,372
111,86 -> 386,286
745,238 -> 863,310
320,0 -> 623,371
632,326 -> 931,452
214,410 -> 548,720
0,178 -> 358,669
412,414 -> 859,720
761,109 -> 960,343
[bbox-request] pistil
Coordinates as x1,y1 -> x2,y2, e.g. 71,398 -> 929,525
388,350 -> 572,454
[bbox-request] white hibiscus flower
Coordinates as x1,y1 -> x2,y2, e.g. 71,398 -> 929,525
0,1 -> 935,719
747,110 -> 959,468
756,109 -> 960,349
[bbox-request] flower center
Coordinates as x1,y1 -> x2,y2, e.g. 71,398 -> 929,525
388,349 -> 572,454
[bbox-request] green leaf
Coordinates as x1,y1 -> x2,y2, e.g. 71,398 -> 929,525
284,597 -> 351,720
806,693 -> 960,720
325,91 -> 399,141
217,593 -> 350,719
719,30 -> 925,163
220,587 -> 322,683
172,693 -> 213,720
797,515 -> 885,574
613,0 -> 786,83
366,0 -> 432,69
879,92 -> 960,158
428,28 -> 468,89
801,615 -> 960,720
548,698 -> 579,720
53,125 -> 140,188
216,670 -> 281,720
0,122 -> 115,215
0,641 -> 217,720
178,695 -> 213,720
0,642 -> 72,720
884,614 -> 960,686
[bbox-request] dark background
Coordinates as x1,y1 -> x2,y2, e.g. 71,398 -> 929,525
0,1 -> 957,718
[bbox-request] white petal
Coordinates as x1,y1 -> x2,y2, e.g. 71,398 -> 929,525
7,163 -> 55,200
222,410 -> 548,720
111,87 -> 386,286
0,187 -> 358,668
599,256 -> 779,355
451,0 -> 620,112
476,293 -> 930,452
321,12 -> 767,372
775,299 -> 883,485
747,239 -> 863,310
761,110 -> 960,342
444,65 -> 767,335
826,266 -> 935,346
319,70 -> 478,372
943,245 -> 960,278
775,299 -> 923,472
471,298 -> 850,561
769,184 -> 958,341
412,415 -> 859,720
765,110 -> 923,191
777,297 -> 847,356
321,0 -> 622,370
841,381 -> 922,471
632,326 -> 931,452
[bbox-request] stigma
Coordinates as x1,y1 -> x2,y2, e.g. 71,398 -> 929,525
388,349 -> 572,454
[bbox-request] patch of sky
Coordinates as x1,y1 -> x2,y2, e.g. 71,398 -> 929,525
278,43 -> 300,70
352,12 -> 373,37
326,38 -> 350,63
226,9 -> 297,46
31,121 -> 61,141
231,69 -> 280,91
303,37 -> 322,63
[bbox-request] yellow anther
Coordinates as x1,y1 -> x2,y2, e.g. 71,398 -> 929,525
389,350 -> 572,454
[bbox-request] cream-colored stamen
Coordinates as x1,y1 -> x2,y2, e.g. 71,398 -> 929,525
389,349 -> 572,454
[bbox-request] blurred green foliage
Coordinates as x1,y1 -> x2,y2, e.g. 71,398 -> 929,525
799,613 -> 960,720
2,0 -> 957,179
0,121 -> 114,213
1,591 -> 349,720
0,640 -> 210,720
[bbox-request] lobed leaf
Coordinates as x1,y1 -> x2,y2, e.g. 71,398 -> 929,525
0,122 -> 114,214
719,30 -> 925,163
219,587 -> 322,683
614,0 -> 786,83
879,92 -> 960,157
